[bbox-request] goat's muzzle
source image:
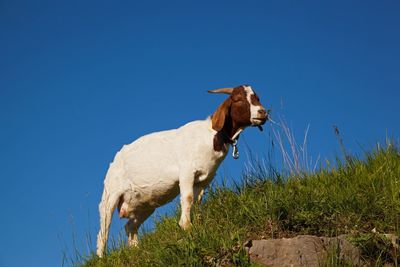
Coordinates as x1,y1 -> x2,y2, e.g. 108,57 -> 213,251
252,108 -> 269,131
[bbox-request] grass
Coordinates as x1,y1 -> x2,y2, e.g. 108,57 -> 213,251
76,140 -> 400,266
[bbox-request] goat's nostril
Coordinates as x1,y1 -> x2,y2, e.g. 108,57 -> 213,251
258,109 -> 266,115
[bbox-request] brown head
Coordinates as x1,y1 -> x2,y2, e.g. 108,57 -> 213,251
208,85 -> 268,150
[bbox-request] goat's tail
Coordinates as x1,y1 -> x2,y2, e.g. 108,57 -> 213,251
96,186 -> 121,257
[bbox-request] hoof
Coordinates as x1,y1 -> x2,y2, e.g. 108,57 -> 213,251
179,220 -> 192,230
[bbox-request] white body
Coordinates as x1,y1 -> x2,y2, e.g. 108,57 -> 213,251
97,118 -> 228,256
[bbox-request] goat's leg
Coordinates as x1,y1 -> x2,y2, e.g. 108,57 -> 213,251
194,185 -> 205,204
96,189 -> 121,257
179,173 -> 195,230
125,219 -> 139,247
124,209 -> 154,247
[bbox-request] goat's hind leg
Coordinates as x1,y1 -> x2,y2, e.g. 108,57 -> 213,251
125,219 -> 140,247
125,208 -> 154,247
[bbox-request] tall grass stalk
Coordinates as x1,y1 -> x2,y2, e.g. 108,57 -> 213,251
269,116 -> 320,175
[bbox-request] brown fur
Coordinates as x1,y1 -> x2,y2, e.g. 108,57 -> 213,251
211,85 -> 255,152
250,93 -> 261,106
211,98 -> 232,132
186,195 -> 193,204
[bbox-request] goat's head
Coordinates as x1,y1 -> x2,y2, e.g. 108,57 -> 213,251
209,85 -> 268,136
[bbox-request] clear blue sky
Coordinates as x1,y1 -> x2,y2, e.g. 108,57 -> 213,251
1,1 -> 399,266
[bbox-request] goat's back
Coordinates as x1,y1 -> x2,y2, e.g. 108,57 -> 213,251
103,118 -> 226,195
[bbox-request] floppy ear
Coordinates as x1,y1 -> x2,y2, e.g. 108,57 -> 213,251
211,98 -> 232,131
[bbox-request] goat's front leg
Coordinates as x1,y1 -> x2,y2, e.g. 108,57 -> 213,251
179,173 -> 194,230
194,185 -> 205,204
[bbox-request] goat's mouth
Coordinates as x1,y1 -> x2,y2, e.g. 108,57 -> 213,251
251,117 -> 267,132
251,117 -> 267,125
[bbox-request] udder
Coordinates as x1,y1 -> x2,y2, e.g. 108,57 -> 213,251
118,197 -> 132,218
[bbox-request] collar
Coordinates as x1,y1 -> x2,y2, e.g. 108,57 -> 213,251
231,138 -> 240,159
223,128 -> 243,159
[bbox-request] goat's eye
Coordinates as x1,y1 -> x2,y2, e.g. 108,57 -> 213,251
251,94 -> 260,103
232,95 -> 243,102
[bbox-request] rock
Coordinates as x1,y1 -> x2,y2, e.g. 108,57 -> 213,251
320,235 -> 363,266
247,235 -> 364,267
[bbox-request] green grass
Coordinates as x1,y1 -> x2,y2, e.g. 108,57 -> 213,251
79,143 -> 400,266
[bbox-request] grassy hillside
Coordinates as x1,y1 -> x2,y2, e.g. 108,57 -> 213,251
79,143 -> 400,266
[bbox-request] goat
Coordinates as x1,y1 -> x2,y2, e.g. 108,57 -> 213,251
96,85 -> 268,256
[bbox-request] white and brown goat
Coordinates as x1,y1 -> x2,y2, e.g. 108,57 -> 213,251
97,85 -> 268,256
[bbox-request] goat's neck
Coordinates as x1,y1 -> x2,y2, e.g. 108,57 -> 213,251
224,118 -> 244,141
213,116 -> 244,152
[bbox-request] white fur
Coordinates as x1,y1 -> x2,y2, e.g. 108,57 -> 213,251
245,85 -> 264,125
96,118 -> 229,256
